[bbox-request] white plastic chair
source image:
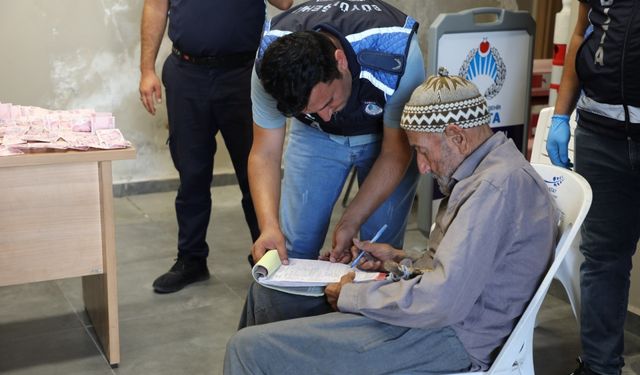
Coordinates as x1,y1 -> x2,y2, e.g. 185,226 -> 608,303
530,107 -> 583,325
447,163 -> 592,375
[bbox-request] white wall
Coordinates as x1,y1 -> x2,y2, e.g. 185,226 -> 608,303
0,0 -> 517,186
0,0 -> 174,185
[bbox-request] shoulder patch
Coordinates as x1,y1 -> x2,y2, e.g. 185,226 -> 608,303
358,50 -> 405,75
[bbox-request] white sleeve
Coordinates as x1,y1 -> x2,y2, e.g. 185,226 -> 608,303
251,66 -> 287,129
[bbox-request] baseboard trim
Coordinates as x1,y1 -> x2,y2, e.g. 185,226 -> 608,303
112,173 -> 238,197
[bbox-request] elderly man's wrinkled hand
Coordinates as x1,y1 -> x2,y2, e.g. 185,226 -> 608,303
350,239 -> 401,271
325,272 -> 355,311
349,244 -> 382,272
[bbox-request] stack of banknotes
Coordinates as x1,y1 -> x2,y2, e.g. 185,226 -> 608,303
0,102 -> 130,156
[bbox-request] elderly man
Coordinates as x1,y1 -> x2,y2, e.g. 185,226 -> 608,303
224,70 -> 558,374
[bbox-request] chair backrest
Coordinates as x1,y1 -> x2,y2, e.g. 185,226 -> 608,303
482,164 -> 592,374
530,108 -> 585,324
530,106 -> 577,165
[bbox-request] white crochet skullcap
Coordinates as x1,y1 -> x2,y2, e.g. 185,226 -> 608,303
400,67 -> 490,133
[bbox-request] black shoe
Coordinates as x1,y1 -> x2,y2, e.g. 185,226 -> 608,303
570,358 -> 601,375
152,257 -> 210,294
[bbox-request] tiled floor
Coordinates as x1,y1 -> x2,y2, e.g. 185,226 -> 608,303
1,184 -> 639,374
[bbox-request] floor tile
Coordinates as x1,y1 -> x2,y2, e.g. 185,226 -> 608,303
0,282 -> 84,342
0,328 -> 112,375
113,305 -> 237,375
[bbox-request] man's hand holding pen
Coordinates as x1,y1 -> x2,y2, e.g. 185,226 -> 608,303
325,242 -> 405,310
349,240 -> 405,272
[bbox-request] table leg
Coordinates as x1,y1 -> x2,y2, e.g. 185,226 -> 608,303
82,161 -> 120,365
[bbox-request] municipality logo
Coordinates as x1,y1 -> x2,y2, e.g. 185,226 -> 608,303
363,102 -> 383,116
544,175 -> 565,195
459,38 -> 506,100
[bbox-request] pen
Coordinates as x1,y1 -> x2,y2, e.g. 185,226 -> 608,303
350,224 -> 388,268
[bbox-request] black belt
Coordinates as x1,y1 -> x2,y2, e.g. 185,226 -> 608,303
171,46 -> 255,67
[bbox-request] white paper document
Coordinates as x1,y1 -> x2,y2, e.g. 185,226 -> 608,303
252,250 -> 385,296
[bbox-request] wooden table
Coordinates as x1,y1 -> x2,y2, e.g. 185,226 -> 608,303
0,147 -> 136,366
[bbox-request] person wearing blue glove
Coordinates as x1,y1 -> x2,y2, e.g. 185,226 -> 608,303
546,114 -> 572,168
550,1 -> 640,375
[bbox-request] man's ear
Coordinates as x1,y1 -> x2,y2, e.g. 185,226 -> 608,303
444,124 -> 467,153
335,49 -> 348,70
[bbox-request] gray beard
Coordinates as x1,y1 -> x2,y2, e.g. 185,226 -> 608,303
434,173 -> 452,196
433,138 -> 457,196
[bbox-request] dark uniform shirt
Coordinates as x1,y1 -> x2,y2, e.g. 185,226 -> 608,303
168,0 -> 267,56
575,0 -> 640,138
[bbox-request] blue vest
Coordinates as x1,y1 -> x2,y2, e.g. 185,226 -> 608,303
257,0 -> 418,136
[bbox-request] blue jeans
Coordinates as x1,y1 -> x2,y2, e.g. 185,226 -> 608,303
575,125 -> 640,375
226,307 -> 471,375
280,121 -> 419,259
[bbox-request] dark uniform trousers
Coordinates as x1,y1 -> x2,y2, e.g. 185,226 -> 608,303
162,54 -> 260,259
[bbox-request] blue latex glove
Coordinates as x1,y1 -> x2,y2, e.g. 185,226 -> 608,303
546,114 -> 573,168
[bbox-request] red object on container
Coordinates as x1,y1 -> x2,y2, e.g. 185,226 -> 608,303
531,59 -> 552,97
550,44 -> 567,91
553,44 -> 567,66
